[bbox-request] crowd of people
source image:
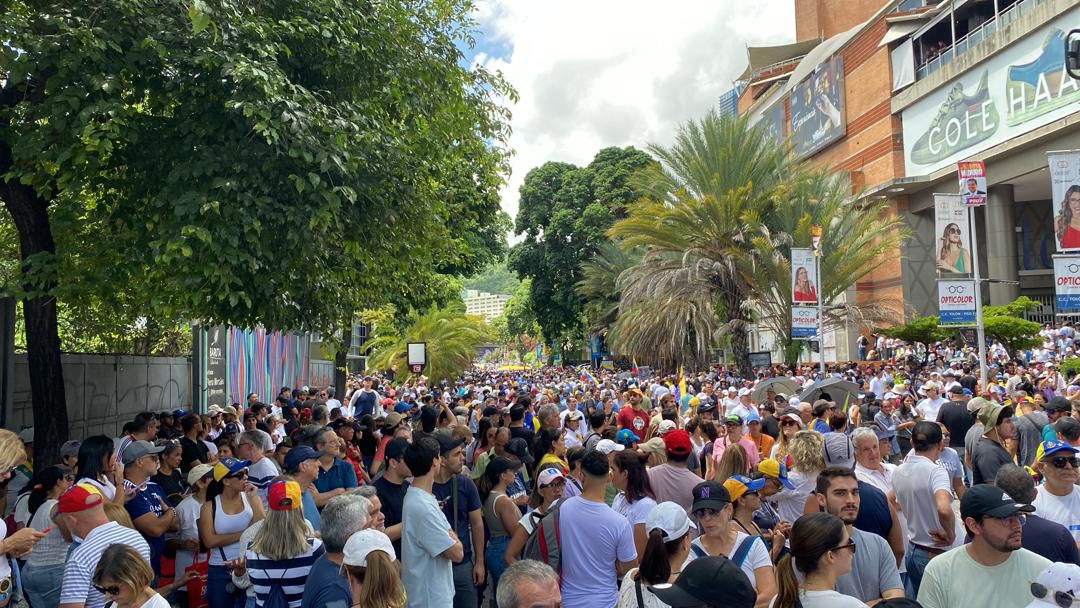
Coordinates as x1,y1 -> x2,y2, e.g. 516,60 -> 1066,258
3,328 -> 1080,607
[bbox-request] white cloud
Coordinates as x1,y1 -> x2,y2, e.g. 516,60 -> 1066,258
472,0 -> 796,232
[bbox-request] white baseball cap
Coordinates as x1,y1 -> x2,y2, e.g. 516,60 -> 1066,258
537,468 -> 565,487
645,501 -> 695,540
657,420 -> 677,435
342,529 -> 395,567
738,388 -> 751,396
788,396 -> 801,407
595,439 -> 625,454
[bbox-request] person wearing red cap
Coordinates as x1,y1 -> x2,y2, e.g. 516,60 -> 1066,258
647,429 -> 704,515
58,483 -> 152,608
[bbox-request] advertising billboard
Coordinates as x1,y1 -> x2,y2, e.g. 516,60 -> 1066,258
901,6 -> 1080,175
957,160 -> 987,206
934,194 -> 971,275
938,280 -> 977,325
791,248 -> 818,304
791,306 -> 819,339
789,55 -> 846,157
1050,151 -> 1080,252
1054,256 -> 1080,312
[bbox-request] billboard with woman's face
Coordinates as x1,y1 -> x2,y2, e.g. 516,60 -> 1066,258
791,248 -> 818,303
1050,151 -> 1080,252
935,194 -> 971,275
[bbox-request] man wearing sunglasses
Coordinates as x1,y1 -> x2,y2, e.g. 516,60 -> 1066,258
917,484 -> 1049,608
1033,440 -> 1080,547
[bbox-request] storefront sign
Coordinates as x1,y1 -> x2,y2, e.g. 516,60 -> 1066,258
938,280 -> 977,325
934,194 -> 972,275
957,160 -> 987,206
791,248 -> 818,304
1054,255 -> 1080,312
790,56 -> 846,157
791,306 -> 819,339
901,6 -> 1080,175
1049,151 -> 1080,252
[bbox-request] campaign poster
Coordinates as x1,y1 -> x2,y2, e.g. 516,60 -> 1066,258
791,306 -> 818,339
957,160 -> 987,206
1050,151 -> 1080,252
791,248 -> 818,304
934,193 -> 972,275
938,280 -> 977,326
789,55 -> 846,157
1053,255 -> 1080,312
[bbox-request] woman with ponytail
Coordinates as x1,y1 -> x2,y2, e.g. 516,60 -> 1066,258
616,502 -> 692,608
22,465 -> 73,608
611,450 -> 657,560
773,512 -> 866,608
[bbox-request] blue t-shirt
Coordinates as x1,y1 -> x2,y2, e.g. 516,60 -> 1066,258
300,553 -> 351,608
558,496 -> 637,608
812,419 -> 831,434
431,474 -> 482,564
853,480 -> 892,542
314,458 -> 358,494
124,481 -> 169,576
355,390 -> 377,419
302,490 -> 320,531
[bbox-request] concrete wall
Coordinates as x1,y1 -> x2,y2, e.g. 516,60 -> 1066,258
9,354 -> 191,439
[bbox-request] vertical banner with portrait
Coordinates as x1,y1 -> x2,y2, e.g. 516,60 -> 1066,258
789,56 -> 846,158
934,193 -> 972,275
957,160 -> 987,206
1053,255 -> 1080,312
1050,151 -> 1080,252
791,248 -> 818,304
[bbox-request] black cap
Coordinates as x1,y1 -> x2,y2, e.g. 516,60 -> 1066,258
960,483 -> 1036,519
505,437 -> 535,466
486,456 -> 522,478
384,437 -> 410,461
1047,396 -> 1073,413
691,481 -> 730,512
435,432 -> 465,455
649,555 -> 756,608
482,405 -> 499,417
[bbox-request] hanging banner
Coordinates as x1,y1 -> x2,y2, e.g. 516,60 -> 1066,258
791,248 -> 819,304
934,193 -> 972,275
938,280 -> 977,326
1050,151 -> 1080,252
1054,255 -> 1080,312
957,160 -> 987,206
791,306 -> 819,339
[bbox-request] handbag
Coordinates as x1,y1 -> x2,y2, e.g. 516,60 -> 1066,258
185,552 -> 210,608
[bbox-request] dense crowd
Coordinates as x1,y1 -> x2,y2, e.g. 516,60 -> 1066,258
3,328 -> 1080,607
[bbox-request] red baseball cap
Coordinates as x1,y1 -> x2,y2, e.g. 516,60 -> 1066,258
58,483 -> 104,513
663,429 -> 692,456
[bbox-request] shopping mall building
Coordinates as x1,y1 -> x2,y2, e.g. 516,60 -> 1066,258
731,0 -> 1080,362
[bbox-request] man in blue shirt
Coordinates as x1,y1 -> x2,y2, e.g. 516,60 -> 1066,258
122,440 -> 177,577
285,445 -> 324,531
300,494 -> 372,608
313,427 -> 358,507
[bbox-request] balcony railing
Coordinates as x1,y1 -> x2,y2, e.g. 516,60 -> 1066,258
915,0 -> 1044,80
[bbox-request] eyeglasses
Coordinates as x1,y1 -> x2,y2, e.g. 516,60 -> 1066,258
1052,457 -> 1080,469
694,507 -> 727,518
1032,582 -> 1080,608
832,541 -> 857,555
947,227 -> 961,235
988,513 -> 1027,527
226,471 -> 248,481
92,584 -> 121,596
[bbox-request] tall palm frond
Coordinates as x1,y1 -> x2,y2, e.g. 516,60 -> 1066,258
576,241 -> 642,332
366,306 -> 491,381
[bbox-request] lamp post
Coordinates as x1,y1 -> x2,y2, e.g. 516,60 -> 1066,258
811,223 -> 825,376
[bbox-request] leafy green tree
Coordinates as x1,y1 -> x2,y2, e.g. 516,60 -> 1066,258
983,297 -> 1041,352
0,0 -> 513,465
879,316 -> 953,344
365,305 -> 492,382
462,260 -> 520,296
576,241 -> 641,333
509,147 -> 654,358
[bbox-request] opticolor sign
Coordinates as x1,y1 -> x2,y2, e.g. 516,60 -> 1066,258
791,306 -> 819,338
938,280 -> 977,325
1054,256 -> 1080,312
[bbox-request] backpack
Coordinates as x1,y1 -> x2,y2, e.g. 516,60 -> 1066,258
689,535 -> 758,568
261,579 -> 289,608
522,501 -> 564,573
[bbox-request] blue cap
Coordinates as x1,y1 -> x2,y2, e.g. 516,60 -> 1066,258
173,409 -> 188,418
616,429 -> 640,445
283,445 -> 324,473
961,388 -> 973,396
729,474 -> 766,492
395,401 -> 411,413
1041,440 -> 1079,460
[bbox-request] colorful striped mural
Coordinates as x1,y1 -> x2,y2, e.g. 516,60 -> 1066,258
225,327 -> 311,404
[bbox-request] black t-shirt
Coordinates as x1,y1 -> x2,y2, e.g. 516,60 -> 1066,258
373,476 -> 410,557
936,401 -> 974,448
971,436 -> 1013,485
510,425 -> 535,447
959,374 -> 978,392
150,469 -> 186,506
761,415 -> 781,439
179,437 -> 209,474
431,474 -> 482,564
1022,514 -> 1080,566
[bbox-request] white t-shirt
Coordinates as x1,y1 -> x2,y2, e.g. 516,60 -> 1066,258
916,397 -> 946,422
616,569 -> 670,608
687,533 -> 771,587
0,520 -> 10,579
559,409 -> 588,437
892,454 -> 958,547
1033,484 -> 1080,541
105,595 -> 171,608
174,495 -> 203,576
401,486 -> 455,608
612,493 -> 657,529
773,469 -> 817,524
768,589 -> 866,607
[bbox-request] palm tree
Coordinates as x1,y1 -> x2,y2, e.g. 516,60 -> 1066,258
576,240 -> 642,333
365,305 -> 492,382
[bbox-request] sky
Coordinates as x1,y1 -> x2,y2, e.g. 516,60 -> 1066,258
466,0 -> 797,231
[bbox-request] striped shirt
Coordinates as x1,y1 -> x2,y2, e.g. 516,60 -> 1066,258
245,538 -> 325,608
248,457 -> 280,509
60,521 -> 151,608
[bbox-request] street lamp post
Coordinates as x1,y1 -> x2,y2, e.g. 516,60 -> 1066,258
811,223 -> 824,376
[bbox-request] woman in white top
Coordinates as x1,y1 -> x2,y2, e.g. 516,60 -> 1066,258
198,457 -> 265,608
74,435 -> 126,504
611,451 -> 658,561
91,544 -> 170,608
21,465 -> 73,608
772,431 -> 824,524
504,467 -> 565,564
616,502 -> 693,608
772,512 -> 866,608
170,463 -> 214,593
562,411 -> 584,449
687,479 -> 775,608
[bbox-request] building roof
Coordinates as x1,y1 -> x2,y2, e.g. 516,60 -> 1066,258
737,39 -> 823,82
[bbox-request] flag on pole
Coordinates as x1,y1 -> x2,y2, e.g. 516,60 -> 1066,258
631,358 -> 639,376
580,367 -> 600,386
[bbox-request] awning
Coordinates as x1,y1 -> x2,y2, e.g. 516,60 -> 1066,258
737,39 -> 823,81
879,21 -> 922,47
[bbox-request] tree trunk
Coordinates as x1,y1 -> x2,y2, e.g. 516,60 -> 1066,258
724,289 -> 752,378
0,140 -> 68,469
334,323 -> 351,400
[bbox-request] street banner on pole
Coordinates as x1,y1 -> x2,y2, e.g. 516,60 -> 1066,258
791,248 -> 818,304
934,193 -> 971,275
791,306 -> 818,339
1049,151 -> 1080,252
938,280 -> 977,325
957,160 -> 987,206
1053,255 -> 1080,312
